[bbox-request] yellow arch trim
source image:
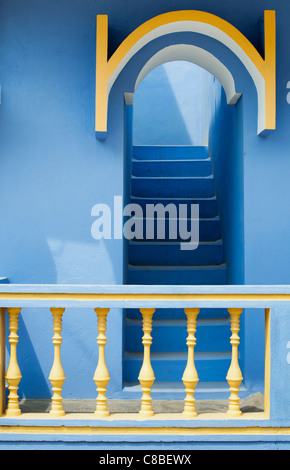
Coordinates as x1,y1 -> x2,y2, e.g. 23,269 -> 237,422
95,10 -> 276,136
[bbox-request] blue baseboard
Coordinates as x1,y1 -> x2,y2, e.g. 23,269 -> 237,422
0,432 -> 289,450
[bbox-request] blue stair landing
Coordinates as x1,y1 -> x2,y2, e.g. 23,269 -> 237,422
125,145 -> 229,397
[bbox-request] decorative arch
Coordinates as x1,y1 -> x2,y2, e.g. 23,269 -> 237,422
134,45 -> 242,105
95,10 -> 276,138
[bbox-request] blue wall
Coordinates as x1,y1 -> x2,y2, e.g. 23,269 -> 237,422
1,0 -> 290,399
208,79 -> 244,286
133,62 -> 208,146
0,0 -> 126,398
208,80 -> 265,393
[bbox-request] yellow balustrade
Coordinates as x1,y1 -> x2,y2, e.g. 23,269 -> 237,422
227,308 -> 244,418
94,308 -> 110,418
5,308 -> 22,417
0,286 -> 275,423
138,308 -> 155,418
182,308 -> 200,418
49,308 -> 66,417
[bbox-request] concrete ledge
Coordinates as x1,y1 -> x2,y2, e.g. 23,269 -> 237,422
18,393 -> 264,414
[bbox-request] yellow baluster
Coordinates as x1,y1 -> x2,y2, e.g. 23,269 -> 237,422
182,308 -> 200,418
227,308 -> 243,418
138,308 -> 155,418
94,308 -> 110,418
5,308 -> 22,417
49,308 -> 66,417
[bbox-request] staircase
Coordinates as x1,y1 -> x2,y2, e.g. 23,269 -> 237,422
124,145 -> 231,398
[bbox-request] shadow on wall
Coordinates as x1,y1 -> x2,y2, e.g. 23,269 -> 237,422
0,42 -> 127,399
133,62 -> 211,146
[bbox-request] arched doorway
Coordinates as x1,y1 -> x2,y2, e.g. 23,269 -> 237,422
95,9 -> 274,401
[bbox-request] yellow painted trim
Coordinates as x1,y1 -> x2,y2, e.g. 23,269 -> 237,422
106,11 -> 264,77
264,10 -> 276,131
95,15 -> 109,133
95,10 -> 276,134
0,424 -> 289,436
264,308 -> 271,418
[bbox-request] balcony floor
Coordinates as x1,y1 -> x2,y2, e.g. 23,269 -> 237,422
17,393 -> 264,415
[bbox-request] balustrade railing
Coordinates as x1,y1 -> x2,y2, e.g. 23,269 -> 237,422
0,284 -> 285,421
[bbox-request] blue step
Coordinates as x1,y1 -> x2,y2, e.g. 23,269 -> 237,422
130,196 -> 218,218
133,146 -> 209,160
125,145 -> 228,393
129,240 -> 224,266
132,159 -> 212,177
123,351 -> 231,383
128,217 -> 221,242
121,381 -> 246,401
125,318 -> 231,353
131,176 -> 215,198
126,308 -> 230,320
127,264 -> 227,285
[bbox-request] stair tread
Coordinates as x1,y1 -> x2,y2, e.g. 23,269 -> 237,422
133,145 -> 208,148
129,240 -> 223,246
131,216 -> 220,221
132,175 -> 213,180
132,158 -> 211,163
128,263 -> 226,270
123,381 -> 238,391
131,196 -> 217,201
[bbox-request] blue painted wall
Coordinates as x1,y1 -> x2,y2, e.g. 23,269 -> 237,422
0,0 -> 126,398
208,79 -> 265,394
208,79 -> 244,286
1,0 -> 290,401
269,308 -> 290,421
133,62 -> 209,146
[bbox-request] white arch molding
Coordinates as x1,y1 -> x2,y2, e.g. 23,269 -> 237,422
130,45 -> 242,106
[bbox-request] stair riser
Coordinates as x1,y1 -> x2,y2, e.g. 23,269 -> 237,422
128,266 -> 227,285
131,198 -> 218,218
126,308 -> 230,320
124,357 -> 231,383
132,178 -> 215,198
125,219 -> 221,242
133,146 -> 209,160
125,322 -> 230,353
132,160 -> 212,177
129,243 -> 224,266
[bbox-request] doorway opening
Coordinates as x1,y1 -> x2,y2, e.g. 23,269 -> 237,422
123,60 -> 260,402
